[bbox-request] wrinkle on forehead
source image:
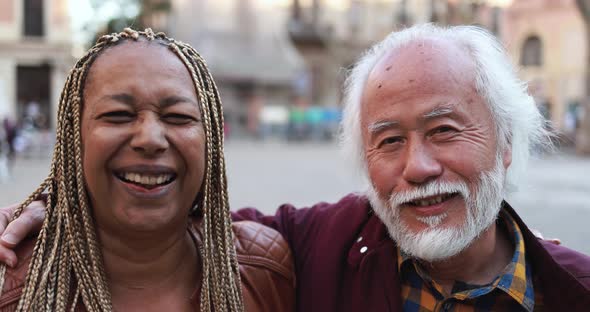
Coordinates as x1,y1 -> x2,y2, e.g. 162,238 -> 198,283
366,38 -> 477,96
83,41 -> 193,99
84,39 -> 170,88
359,38 -> 487,137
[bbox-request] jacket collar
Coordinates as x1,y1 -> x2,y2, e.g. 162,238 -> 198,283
346,203 -> 389,267
502,201 -> 590,310
349,197 -> 590,311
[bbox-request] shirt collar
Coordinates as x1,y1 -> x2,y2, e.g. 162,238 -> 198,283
396,206 -> 535,312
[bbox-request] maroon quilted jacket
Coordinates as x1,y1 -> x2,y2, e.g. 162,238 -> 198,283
233,193 -> 590,312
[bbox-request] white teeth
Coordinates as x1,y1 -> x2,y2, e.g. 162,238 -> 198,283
432,196 -> 443,205
120,172 -> 173,186
413,195 -> 446,206
124,173 -> 134,181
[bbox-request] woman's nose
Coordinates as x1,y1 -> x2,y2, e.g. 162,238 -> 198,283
129,115 -> 169,156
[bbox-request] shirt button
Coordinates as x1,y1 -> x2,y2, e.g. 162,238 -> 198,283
356,236 -> 363,243
360,246 -> 368,253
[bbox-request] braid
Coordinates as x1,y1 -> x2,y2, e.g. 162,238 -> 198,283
171,39 -> 244,311
0,28 -> 244,312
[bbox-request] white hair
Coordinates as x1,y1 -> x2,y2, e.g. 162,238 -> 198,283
340,24 -> 554,192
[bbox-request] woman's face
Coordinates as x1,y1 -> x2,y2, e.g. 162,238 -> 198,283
81,41 -> 205,235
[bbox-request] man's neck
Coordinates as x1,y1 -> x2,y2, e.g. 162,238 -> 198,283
97,223 -> 200,298
420,222 -> 513,292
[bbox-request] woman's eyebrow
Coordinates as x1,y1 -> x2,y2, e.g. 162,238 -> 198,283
97,94 -> 197,109
161,96 -> 198,108
102,93 -> 135,106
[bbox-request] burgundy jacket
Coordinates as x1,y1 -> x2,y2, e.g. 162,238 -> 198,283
233,193 -> 590,312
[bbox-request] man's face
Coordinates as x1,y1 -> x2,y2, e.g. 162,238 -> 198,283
360,40 -> 512,261
82,41 -> 206,235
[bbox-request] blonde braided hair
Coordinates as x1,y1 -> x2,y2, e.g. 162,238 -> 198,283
0,28 -> 244,312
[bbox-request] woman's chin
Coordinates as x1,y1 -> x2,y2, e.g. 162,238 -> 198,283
112,207 -> 185,234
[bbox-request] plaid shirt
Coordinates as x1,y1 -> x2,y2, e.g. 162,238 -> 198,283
398,209 -> 542,312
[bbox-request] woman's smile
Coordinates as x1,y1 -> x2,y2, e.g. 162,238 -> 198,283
113,164 -> 178,199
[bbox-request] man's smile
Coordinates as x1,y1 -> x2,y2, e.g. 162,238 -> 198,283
401,193 -> 462,217
404,192 -> 459,207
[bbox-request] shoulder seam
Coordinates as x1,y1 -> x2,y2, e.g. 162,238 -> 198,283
236,254 -> 293,282
0,285 -> 23,307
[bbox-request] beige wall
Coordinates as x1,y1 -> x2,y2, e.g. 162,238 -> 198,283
0,0 -> 73,126
502,0 -> 586,129
0,59 -> 16,117
48,0 -> 71,43
0,0 -> 20,40
0,0 -> 70,41
0,0 -> 15,24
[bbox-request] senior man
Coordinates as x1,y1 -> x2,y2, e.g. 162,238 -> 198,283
0,24 -> 588,311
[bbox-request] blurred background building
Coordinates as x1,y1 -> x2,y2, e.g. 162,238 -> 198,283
0,0 -> 73,129
503,0 -> 587,144
0,0 -> 589,149
137,0 -> 509,141
157,0 -> 305,138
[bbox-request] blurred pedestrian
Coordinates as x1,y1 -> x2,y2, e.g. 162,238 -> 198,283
24,100 -> 40,129
287,106 -> 307,141
2,117 -> 17,173
0,121 -> 9,183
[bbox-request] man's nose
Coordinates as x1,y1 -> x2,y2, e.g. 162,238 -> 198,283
130,115 -> 169,156
401,140 -> 442,184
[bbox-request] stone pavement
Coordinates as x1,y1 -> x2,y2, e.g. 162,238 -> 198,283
0,141 -> 589,255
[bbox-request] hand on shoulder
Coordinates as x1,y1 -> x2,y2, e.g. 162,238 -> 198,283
0,201 -> 46,267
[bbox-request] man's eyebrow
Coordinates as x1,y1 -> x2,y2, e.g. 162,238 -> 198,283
423,105 -> 455,119
160,96 -> 198,108
367,104 -> 456,134
368,120 -> 399,134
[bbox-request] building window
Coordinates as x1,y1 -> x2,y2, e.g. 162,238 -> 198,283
521,36 -> 542,67
23,0 -> 44,37
17,64 -> 52,129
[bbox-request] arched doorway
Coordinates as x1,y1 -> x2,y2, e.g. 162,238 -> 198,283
520,35 -> 543,67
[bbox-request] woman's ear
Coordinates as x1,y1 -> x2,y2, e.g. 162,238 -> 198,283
190,188 -> 205,216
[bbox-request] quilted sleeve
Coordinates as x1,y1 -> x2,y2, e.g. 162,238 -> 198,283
0,237 -> 36,310
233,221 -> 295,312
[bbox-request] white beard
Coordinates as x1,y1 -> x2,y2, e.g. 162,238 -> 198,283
367,154 -> 506,262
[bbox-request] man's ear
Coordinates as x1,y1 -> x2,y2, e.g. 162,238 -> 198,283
502,143 -> 512,170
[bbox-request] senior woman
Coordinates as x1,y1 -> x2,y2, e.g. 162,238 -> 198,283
0,28 -> 294,311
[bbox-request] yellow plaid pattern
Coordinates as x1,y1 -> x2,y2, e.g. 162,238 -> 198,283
397,209 -> 541,312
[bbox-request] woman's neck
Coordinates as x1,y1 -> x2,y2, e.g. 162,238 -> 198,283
97,222 -> 201,307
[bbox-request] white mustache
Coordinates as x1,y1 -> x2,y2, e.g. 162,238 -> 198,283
388,180 -> 471,208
